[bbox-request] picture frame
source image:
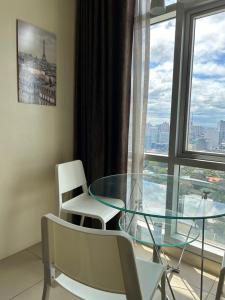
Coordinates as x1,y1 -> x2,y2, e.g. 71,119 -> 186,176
17,20 -> 57,106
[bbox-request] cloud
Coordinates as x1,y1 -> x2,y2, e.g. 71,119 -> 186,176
165,0 -> 176,5
150,20 -> 176,64
147,20 -> 175,124
193,63 -> 225,77
190,12 -> 225,126
147,9 -> 225,128
193,13 -> 225,62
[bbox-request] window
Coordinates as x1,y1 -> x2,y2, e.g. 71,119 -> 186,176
166,0 -> 177,5
179,166 -> 225,248
144,0 -> 225,252
145,18 -> 176,155
143,160 -> 168,175
186,10 -> 225,154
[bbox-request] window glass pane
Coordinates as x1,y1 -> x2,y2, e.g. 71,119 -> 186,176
143,160 -> 168,175
145,18 -> 175,155
143,161 -> 168,214
187,11 -> 225,154
166,0 -> 176,5
179,166 -> 225,249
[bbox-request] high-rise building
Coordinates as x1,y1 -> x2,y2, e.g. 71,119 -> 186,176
218,120 -> 225,146
191,125 -> 204,140
205,127 -> 219,150
145,123 -> 159,151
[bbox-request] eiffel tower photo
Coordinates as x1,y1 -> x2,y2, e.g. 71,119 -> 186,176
17,19 -> 57,106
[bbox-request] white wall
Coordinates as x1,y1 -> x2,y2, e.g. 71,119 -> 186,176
0,0 -> 75,259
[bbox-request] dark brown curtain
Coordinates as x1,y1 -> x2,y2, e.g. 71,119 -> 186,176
74,0 -> 135,185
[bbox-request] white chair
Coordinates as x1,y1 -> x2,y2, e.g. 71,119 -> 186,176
55,160 -> 124,229
42,213 -> 166,300
216,252 -> 225,300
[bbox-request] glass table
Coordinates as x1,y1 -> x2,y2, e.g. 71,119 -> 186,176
89,173 -> 225,300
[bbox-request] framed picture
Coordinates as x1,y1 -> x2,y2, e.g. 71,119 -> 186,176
17,20 -> 56,106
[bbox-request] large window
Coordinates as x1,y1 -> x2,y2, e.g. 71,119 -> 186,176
166,0 -> 177,5
145,18 -> 176,155
187,10 -> 225,154
179,166 -> 225,248
144,0 -> 225,252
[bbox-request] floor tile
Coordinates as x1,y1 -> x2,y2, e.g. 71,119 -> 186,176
133,243 -> 153,260
207,293 -> 222,300
207,278 -> 217,296
0,251 -> 43,300
169,272 -> 190,290
1,241 -> 223,300
154,285 -> 216,300
158,253 -> 216,294
209,277 -> 225,297
153,286 -> 197,300
11,280 -> 81,300
172,287 -> 210,300
171,287 -> 199,300
26,242 -> 42,259
135,243 -> 217,298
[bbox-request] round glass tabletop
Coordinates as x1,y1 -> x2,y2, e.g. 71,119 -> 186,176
119,213 -> 200,247
89,173 -> 225,220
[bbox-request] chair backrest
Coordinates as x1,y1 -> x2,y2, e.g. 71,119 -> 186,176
55,160 -> 88,213
42,213 -> 142,299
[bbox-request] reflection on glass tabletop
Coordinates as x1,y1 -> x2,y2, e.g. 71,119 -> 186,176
89,173 -> 225,220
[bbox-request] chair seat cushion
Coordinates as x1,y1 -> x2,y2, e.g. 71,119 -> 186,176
55,257 -> 165,300
55,273 -> 126,300
136,257 -> 165,300
62,193 -> 124,223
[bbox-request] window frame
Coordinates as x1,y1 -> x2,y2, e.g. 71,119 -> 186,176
144,0 -> 225,257
145,0 -> 225,172
144,3 -> 176,163
177,0 -> 225,165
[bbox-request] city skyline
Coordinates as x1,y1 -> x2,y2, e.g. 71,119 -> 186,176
145,118 -> 225,154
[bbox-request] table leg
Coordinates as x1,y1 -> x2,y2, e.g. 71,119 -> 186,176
153,246 -> 160,263
171,219 -> 197,273
200,219 -> 205,300
144,216 -> 176,300
125,212 -> 136,232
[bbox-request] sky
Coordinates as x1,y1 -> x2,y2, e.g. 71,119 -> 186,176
18,20 -> 56,64
148,18 -> 175,125
191,11 -> 225,127
148,7 -> 225,128
165,0 -> 177,5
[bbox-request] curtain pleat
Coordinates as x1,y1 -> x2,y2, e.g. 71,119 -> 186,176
74,0 -> 135,185
128,0 -> 151,174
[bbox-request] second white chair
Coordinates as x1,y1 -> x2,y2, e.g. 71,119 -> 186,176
55,160 -> 124,229
42,213 -> 166,300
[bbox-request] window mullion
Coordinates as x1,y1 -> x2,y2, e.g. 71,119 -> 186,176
167,2 -> 185,176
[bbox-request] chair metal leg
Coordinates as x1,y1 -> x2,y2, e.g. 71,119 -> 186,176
200,219 -> 205,300
42,283 -> 50,300
80,215 -> 85,226
215,270 -> 225,300
144,216 -> 176,300
161,272 -> 166,300
102,220 -> 106,230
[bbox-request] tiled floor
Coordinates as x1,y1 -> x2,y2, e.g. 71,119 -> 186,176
135,245 -> 220,300
0,243 -> 222,300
